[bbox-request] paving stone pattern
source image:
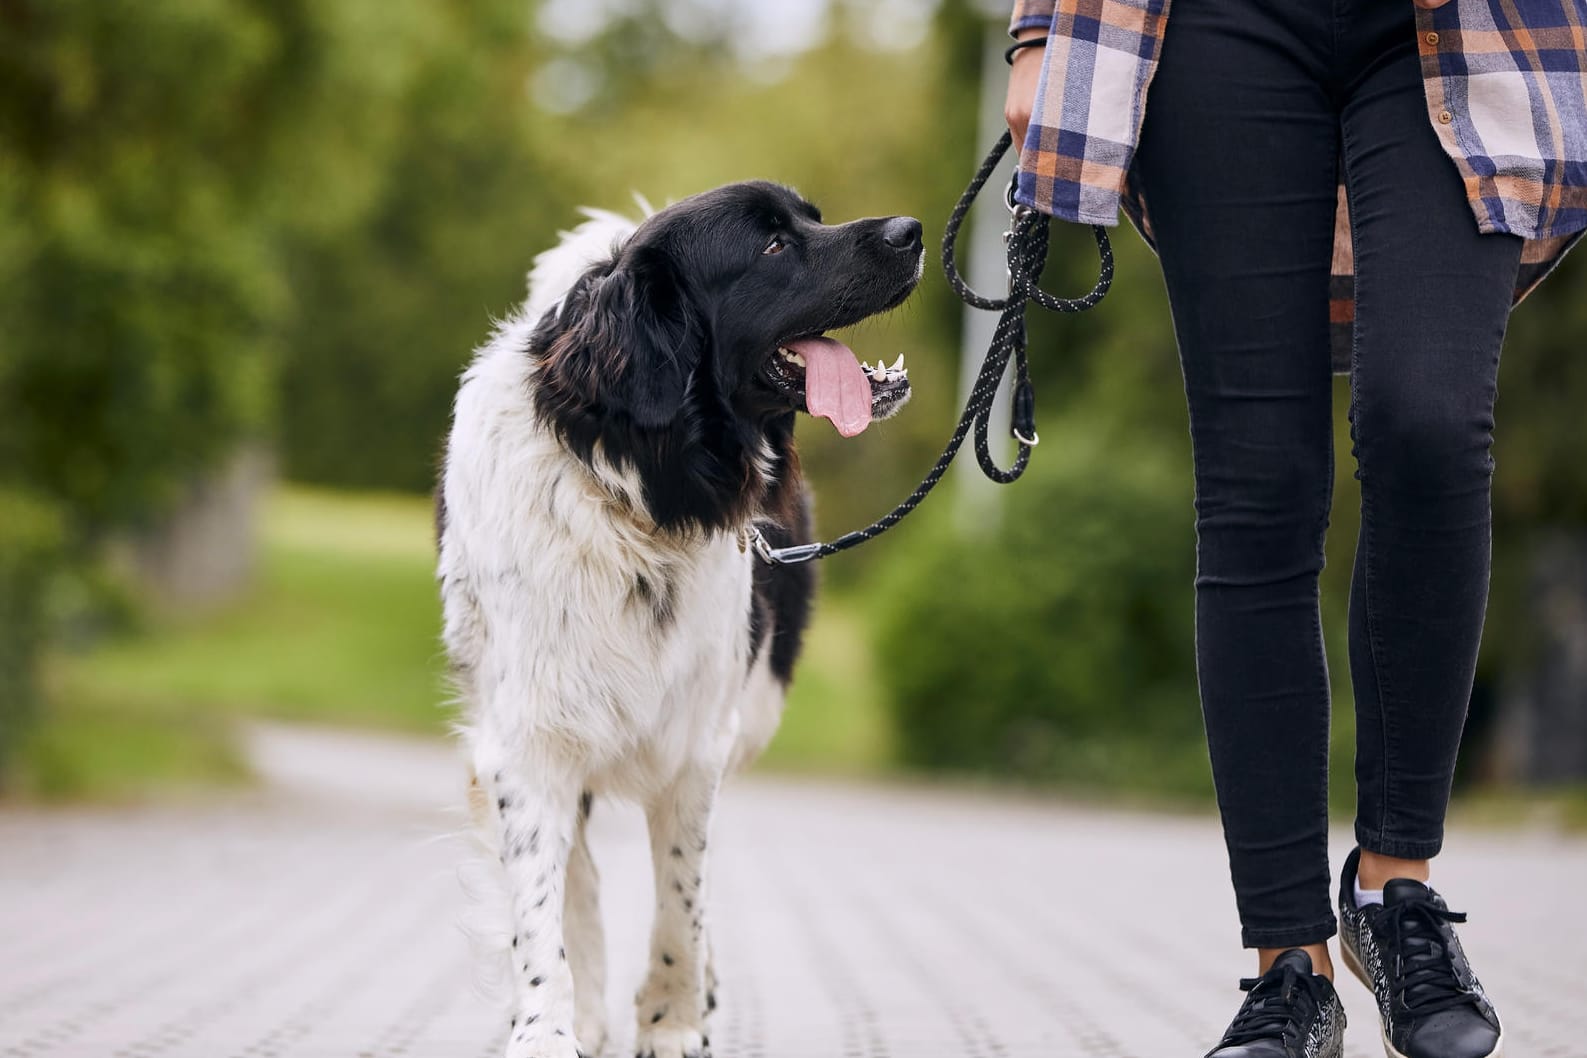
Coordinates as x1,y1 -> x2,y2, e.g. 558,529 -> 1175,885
2,726 -> 1583,1058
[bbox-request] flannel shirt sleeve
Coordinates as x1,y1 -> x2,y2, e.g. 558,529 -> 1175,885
1009,0 -> 1058,36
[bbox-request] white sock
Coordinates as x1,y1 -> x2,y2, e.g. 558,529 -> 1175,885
1354,877 -> 1385,908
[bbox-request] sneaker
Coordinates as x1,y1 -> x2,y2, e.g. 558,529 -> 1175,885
1338,848 -> 1504,1058
1205,948 -> 1345,1058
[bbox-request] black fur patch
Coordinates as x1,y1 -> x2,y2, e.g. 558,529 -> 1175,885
748,490 -> 816,685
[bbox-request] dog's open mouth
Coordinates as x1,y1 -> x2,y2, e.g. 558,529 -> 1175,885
761,335 -> 912,437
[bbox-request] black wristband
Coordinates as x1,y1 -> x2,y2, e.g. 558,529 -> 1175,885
1004,36 -> 1047,65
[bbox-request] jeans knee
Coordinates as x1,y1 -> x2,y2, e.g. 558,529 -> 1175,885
1193,450 -> 1331,586
1353,394 -> 1495,501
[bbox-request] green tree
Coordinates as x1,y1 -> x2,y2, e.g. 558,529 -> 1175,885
0,0 -> 436,768
0,0 -> 431,534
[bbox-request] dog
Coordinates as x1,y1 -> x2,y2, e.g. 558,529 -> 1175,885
436,181 -> 923,1058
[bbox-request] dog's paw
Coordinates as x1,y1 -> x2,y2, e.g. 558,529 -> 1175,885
633,1023 -> 709,1058
502,1025 -> 585,1058
573,1012 -> 607,1058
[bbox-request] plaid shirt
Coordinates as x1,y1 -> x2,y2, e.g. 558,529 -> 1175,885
1011,0 -> 1587,369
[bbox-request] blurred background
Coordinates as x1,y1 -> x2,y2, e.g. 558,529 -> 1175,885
3,0 -> 1585,820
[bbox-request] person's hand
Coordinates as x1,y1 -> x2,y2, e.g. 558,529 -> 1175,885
1004,28 -> 1048,152
1413,0 -> 1451,8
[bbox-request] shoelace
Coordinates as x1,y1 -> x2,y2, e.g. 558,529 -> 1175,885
1379,895 -> 1482,1017
1220,962 -> 1329,1048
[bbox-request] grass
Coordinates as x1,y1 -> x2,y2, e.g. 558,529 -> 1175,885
14,692 -> 250,802
54,487 -> 449,736
22,485 -> 893,798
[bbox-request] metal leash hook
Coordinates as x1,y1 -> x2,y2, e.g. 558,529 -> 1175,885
753,130 -> 1113,565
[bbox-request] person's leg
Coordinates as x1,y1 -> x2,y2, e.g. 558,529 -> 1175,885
1331,9 -> 1518,1057
1338,0 -> 1523,878
1132,0 -> 1341,962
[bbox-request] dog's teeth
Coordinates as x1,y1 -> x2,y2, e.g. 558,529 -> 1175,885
890,354 -> 905,371
870,364 -> 887,382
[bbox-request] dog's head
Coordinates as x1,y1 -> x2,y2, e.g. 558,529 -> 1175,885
531,181 -> 924,531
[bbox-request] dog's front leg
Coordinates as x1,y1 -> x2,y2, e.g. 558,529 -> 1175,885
566,793 -> 607,1054
634,763 -> 722,1058
483,753 -> 586,1058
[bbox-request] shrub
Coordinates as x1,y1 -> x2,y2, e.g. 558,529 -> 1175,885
870,423 -> 1215,796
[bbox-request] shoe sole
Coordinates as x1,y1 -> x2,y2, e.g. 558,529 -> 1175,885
1339,943 -> 1505,1058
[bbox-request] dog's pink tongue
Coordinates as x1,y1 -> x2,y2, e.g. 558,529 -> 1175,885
788,336 -> 873,438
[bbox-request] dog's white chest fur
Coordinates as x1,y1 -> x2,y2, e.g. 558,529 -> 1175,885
439,276 -> 761,798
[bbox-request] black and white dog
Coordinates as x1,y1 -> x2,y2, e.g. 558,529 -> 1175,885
437,182 -> 922,1058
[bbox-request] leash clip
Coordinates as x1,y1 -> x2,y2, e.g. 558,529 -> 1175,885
747,526 -> 823,566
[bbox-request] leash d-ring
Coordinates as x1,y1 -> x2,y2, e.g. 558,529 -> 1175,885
753,130 -> 1112,565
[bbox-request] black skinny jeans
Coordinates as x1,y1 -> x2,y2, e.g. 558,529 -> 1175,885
1133,0 -> 1523,948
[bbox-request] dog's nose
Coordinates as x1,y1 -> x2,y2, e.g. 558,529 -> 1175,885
882,216 -> 923,251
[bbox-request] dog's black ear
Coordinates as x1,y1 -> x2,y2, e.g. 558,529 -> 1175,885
547,251 -> 705,429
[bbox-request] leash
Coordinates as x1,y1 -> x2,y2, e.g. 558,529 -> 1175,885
749,130 -> 1114,565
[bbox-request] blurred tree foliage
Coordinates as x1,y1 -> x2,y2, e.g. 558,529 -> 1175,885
278,0 -> 988,529
277,2 -> 572,489
0,0 -> 441,767
0,0 -> 436,535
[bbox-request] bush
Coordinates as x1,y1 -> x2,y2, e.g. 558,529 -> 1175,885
871,423 -> 1214,796
0,489 -> 64,780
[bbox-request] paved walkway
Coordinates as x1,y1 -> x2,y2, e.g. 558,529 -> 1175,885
2,725 -> 1583,1058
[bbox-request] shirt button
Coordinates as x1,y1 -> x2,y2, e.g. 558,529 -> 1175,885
1425,31 -> 1440,45
1438,110 -> 1453,124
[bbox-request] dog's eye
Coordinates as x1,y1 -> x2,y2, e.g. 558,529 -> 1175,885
762,235 -> 786,256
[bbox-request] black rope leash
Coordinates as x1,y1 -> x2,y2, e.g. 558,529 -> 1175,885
750,130 -> 1114,565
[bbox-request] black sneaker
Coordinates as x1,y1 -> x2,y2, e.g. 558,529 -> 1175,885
1206,948 -> 1345,1058
1338,848 -> 1504,1058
